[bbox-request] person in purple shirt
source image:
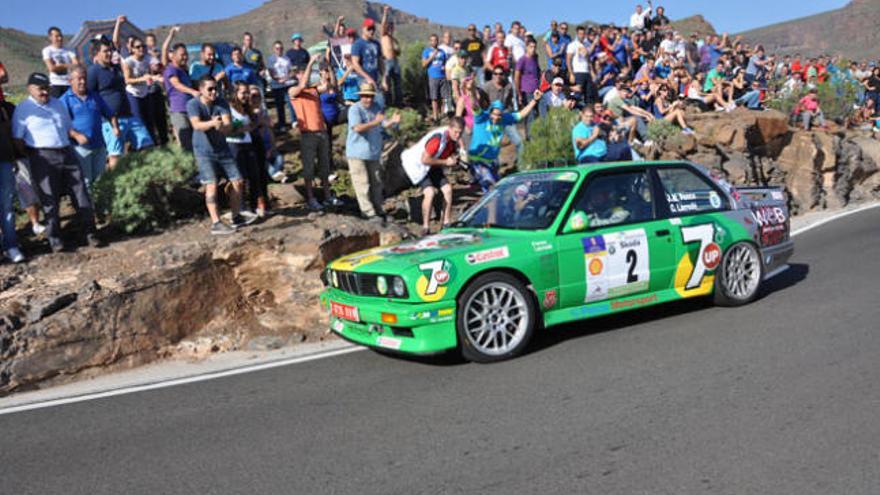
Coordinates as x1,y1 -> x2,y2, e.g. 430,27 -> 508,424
514,38 -> 540,139
161,27 -> 200,152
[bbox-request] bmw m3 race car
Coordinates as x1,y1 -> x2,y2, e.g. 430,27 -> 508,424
320,161 -> 794,362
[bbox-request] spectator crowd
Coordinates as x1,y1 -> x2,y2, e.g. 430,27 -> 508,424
1,3 -> 879,263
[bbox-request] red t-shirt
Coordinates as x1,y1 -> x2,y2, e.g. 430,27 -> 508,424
424,132 -> 459,159
488,45 -> 510,72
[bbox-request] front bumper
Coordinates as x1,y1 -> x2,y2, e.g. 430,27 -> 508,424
320,289 -> 459,354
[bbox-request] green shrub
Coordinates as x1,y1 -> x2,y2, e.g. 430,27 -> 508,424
767,80 -> 859,124
92,146 -> 200,233
401,41 -> 427,110
389,107 -> 427,146
646,119 -> 680,143
521,107 -> 579,170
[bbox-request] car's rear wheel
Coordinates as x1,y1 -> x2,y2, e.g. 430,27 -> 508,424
456,272 -> 536,363
714,241 -> 763,306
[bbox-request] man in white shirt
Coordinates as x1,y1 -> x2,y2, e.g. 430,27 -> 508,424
629,2 -> 653,31
267,40 -> 293,131
504,21 -> 526,64
42,26 -> 79,98
566,25 -> 595,105
12,73 -> 99,252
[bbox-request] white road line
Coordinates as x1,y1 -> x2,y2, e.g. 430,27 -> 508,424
3,202 -> 879,415
0,345 -> 364,416
791,203 -> 880,237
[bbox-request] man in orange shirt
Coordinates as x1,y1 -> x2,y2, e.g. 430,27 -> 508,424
289,54 -> 340,211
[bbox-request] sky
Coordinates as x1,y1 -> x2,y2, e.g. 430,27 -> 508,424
3,0 -> 849,36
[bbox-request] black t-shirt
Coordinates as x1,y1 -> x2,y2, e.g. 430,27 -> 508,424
867,76 -> 880,92
464,37 -> 485,67
285,48 -> 310,69
87,63 -> 131,118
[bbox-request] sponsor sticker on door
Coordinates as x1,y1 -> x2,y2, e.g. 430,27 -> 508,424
466,246 -> 510,265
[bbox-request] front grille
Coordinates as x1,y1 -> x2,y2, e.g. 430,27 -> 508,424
334,271 -> 381,297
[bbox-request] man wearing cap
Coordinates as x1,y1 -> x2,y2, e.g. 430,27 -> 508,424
380,5 -> 402,107
269,40 -> 294,131
12,73 -> 100,252
539,77 -> 575,116
285,34 -> 310,70
350,18 -> 385,108
462,84 -> 542,193
346,82 -> 400,223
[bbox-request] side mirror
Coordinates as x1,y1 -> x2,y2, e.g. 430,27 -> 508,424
562,211 -> 589,234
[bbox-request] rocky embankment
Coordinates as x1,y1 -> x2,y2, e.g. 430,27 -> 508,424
0,213 -> 407,395
2,108 -> 879,395
646,108 -> 880,213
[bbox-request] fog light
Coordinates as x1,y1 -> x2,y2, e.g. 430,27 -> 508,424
331,270 -> 339,288
377,276 -> 388,295
381,313 -> 398,324
392,277 -> 406,297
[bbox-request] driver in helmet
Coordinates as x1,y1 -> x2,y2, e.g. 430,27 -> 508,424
586,179 -> 630,227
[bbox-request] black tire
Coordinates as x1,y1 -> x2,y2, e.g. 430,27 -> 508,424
714,241 -> 764,307
456,272 -> 537,363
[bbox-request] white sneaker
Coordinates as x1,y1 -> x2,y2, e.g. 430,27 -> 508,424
4,247 -> 25,263
271,171 -> 286,182
32,222 -> 46,236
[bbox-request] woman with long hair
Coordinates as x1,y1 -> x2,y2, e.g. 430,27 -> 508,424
652,85 -> 694,134
226,81 -> 266,220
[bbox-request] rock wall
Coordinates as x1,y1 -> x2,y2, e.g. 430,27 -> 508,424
648,108 -> 880,214
0,216 -> 405,395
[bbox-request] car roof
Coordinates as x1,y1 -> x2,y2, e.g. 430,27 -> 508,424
512,161 -> 695,177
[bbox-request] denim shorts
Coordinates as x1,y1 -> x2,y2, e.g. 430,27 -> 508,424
102,116 -> 154,156
194,153 -> 243,185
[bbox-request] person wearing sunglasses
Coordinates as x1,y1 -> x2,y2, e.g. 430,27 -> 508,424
122,37 -> 161,146
186,77 -> 247,235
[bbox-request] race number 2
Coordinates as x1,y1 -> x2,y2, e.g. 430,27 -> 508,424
680,224 -> 721,290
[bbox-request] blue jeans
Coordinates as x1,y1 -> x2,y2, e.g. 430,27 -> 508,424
504,125 -> 524,161
468,160 -> 499,193
0,161 -> 19,251
383,59 -> 403,107
74,145 -> 107,193
266,150 -> 284,176
735,90 -> 762,109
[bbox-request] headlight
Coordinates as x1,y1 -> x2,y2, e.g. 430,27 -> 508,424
392,276 -> 406,297
376,276 -> 388,295
331,270 -> 339,288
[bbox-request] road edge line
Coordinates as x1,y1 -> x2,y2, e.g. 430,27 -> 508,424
791,202 -> 880,237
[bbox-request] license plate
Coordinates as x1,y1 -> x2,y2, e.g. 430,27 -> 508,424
330,301 -> 360,322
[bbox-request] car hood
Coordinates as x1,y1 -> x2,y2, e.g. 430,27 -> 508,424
328,230 -> 518,274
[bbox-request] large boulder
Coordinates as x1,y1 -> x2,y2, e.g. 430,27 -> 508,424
776,131 -> 823,213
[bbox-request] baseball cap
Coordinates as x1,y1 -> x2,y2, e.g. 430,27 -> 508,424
290,33 -> 302,41
345,27 -> 357,36
27,72 -> 50,87
363,18 -> 376,28
552,77 -> 564,85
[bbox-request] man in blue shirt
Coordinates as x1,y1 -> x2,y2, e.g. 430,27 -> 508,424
346,82 -> 400,223
422,34 -> 447,123
572,106 -> 607,164
466,88 -> 541,193
61,65 -> 118,192
87,39 -> 153,169
225,47 -> 259,87
350,18 -> 385,108
12,73 -> 100,252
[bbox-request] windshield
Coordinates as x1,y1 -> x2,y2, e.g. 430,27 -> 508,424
456,171 -> 579,230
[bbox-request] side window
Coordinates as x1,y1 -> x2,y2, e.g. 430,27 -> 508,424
656,167 -> 727,215
568,171 -> 655,229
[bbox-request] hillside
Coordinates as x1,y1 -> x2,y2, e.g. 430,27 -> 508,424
154,0 -> 466,53
739,0 -> 880,60
0,27 -> 45,89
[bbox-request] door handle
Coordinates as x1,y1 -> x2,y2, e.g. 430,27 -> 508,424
655,229 -> 670,237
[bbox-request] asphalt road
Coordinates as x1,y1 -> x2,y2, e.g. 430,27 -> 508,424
2,209 -> 879,495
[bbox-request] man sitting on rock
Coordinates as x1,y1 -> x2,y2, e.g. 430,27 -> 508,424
795,89 -> 826,131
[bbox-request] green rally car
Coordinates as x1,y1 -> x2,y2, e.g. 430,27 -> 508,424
320,161 -> 794,362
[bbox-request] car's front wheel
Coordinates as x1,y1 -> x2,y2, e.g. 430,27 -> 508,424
456,272 -> 536,363
714,241 -> 764,306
